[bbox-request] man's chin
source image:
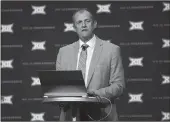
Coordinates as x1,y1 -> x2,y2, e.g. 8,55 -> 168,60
82,33 -> 92,38
82,35 -> 90,39
78,33 -> 93,41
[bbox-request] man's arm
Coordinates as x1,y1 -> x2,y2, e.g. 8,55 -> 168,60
92,46 -> 125,99
56,49 -> 62,70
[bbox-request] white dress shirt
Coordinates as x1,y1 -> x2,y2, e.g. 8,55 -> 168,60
76,35 -> 96,87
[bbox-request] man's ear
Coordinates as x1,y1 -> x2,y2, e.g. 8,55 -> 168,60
93,20 -> 97,29
73,23 -> 76,29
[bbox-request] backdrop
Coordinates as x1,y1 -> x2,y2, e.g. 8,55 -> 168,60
1,1 -> 170,121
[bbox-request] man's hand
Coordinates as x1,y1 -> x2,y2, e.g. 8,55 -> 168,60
87,89 -> 100,96
87,89 -> 105,104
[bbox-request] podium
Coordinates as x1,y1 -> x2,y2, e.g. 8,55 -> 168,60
42,96 -> 108,121
38,71 -> 109,121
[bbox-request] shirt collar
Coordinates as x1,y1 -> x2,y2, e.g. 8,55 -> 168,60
79,34 -> 96,49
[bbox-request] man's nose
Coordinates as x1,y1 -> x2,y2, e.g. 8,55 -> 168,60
82,21 -> 87,27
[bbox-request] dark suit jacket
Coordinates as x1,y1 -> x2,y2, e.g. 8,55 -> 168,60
56,36 -> 125,120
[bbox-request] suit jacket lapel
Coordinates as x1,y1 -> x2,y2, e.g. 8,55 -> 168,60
72,41 -> 79,70
87,37 -> 103,88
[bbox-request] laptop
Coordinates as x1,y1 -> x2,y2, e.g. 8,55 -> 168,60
38,70 -> 88,97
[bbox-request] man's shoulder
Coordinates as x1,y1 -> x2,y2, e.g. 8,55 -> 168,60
59,41 -> 77,52
100,39 -> 120,50
100,39 -> 121,55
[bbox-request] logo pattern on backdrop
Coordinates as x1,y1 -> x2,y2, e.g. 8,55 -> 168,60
161,75 -> 170,85
128,93 -> 143,103
162,39 -> 170,48
161,111 -> 170,121
30,112 -> 45,121
1,59 -> 14,69
31,41 -> 46,51
64,23 -> 75,32
31,5 -> 46,15
96,4 -> 111,13
1,95 -> 13,104
1,1 -> 169,121
162,2 -> 170,12
129,21 -> 144,31
31,77 -> 41,86
1,24 -> 14,33
129,57 -> 144,67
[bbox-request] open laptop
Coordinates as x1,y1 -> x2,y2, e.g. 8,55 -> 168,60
38,70 -> 88,97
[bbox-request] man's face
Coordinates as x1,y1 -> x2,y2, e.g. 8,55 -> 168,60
73,11 -> 97,41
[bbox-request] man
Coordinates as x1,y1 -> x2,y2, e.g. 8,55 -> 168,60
56,8 -> 125,121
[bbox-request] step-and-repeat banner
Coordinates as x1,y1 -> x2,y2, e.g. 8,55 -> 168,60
1,1 -> 170,121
